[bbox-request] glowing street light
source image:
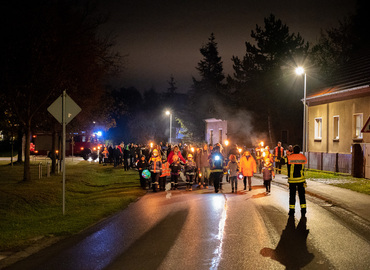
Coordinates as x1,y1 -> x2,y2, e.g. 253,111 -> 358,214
165,110 -> 172,144
295,67 -> 307,153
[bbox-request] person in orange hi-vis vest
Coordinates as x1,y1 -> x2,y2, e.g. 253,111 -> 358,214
149,149 -> 162,192
274,141 -> 285,174
159,155 -> 170,191
287,145 -> 308,217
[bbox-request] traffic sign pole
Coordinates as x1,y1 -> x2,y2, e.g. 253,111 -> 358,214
62,90 -> 66,215
48,91 -> 81,215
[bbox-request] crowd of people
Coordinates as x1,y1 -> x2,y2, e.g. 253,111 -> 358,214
97,140 -> 308,217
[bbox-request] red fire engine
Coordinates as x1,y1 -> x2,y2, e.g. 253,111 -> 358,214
31,132 -> 103,160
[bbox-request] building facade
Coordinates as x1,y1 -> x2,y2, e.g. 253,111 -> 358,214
305,52 -> 370,178
204,118 -> 228,146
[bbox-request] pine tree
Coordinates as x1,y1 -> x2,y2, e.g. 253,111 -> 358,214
230,14 -> 309,145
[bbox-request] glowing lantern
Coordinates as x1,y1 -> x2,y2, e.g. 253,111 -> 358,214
142,169 -> 151,179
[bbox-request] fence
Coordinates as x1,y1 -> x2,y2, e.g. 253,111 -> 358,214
307,152 -> 352,174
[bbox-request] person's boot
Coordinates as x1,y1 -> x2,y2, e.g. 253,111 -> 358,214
289,209 -> 295,216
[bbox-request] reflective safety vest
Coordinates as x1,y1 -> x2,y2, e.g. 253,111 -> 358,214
274,146 -> 284,159
255,148 -> 262,160
287,153 -> 307,183
160,162 -> 170,177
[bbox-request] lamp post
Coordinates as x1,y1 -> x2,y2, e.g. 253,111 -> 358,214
165,110 -> 172,144
295,67 -> 307,153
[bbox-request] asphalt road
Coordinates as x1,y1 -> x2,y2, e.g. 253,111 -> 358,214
4,177 -> 370,270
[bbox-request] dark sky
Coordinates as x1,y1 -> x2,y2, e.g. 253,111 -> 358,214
100,0 -> 357,93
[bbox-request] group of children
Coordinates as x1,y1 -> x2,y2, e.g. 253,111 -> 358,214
136,146 -> 276,195
136,149 -> 198,192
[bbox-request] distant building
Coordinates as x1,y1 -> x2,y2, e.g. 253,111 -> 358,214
204,118 -> 228,146
306,52 -> 370,178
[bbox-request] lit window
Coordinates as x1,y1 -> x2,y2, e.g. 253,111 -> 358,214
353,114 -> 363,139
314,118 -> 322,140
333,116 -> 339,140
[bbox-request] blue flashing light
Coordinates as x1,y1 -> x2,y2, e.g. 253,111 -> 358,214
96,131 -> 102,137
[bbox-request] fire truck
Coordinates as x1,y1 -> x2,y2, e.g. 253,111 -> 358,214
31,132 -> 103,160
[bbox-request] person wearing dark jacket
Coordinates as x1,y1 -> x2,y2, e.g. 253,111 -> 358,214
287,145 -> 308,217
137,155 -> 149,189
169,155 -> 183,190
123,144 -> 130,171
184,153 -> 197,191
113,145 -> 121,167
195,143 -> 210,188
209,146 -> 225,193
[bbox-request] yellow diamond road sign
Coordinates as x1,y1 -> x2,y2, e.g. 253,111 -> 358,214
361,116 -> 370,133
47,94 -> 81,125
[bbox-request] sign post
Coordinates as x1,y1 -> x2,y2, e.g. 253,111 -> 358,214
48,91 -> 81,215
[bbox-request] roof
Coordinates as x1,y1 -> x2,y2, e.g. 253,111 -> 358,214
204,118 -> 226,123
306,52 -> 370,106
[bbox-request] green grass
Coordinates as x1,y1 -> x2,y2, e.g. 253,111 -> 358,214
0,160 -> 145,251
280,167 -> 370,195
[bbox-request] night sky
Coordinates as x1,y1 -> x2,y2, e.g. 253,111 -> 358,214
100,0 -> 357,93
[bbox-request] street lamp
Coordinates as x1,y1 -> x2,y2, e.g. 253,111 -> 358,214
224,140 -> 229,156
165,110 -> 172,144
295,67 -> 307,153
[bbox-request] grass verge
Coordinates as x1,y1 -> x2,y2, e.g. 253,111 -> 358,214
0,160 -> 145,251
280,167 -> 370,195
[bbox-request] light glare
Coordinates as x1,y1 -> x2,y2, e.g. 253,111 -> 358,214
296,67 -> 304,75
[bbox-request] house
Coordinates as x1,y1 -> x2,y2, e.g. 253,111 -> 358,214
204,118 -> 228,146
305,52 -> 370,178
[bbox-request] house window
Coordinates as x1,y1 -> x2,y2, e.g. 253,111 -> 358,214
333,116 -> 339,140
353,113 -> 363,139
219,129 -> 222,144
314,118 -> 322,140
210,129 -> 213,145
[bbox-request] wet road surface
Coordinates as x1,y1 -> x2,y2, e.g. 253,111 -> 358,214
4,177 -> 370,270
